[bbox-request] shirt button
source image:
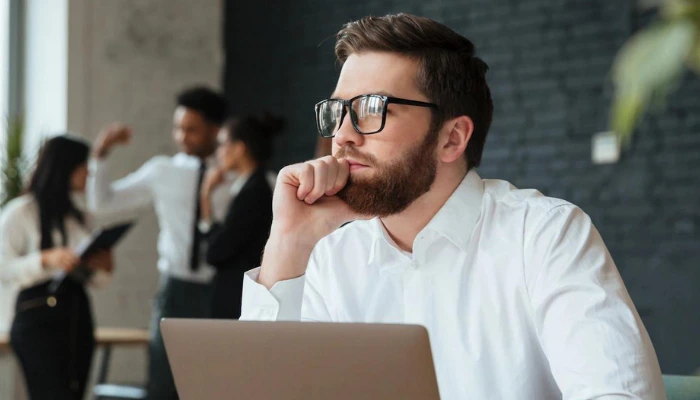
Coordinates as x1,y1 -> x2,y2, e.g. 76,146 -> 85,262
411,260 -> 419,269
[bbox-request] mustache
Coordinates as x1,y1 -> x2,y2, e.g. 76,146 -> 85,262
333,146 -> 378,166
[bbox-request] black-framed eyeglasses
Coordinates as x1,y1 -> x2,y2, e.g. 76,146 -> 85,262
314,94 -> 438,138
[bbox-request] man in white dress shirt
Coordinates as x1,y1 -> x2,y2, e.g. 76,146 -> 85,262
87,86 -> 230,399
240,14 -> 666,399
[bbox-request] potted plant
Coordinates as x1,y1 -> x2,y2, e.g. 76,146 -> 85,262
1,116 -> 27,208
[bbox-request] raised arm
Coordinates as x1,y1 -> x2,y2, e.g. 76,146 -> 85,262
239,156 -> 366,321
87,123 -> 157,213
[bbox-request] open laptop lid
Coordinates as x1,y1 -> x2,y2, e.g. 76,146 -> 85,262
161,319 -> 440,400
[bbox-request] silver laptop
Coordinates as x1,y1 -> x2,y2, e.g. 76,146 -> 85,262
161,319 -> 440,400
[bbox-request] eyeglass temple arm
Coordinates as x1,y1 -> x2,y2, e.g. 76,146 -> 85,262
386,97 -> 438,108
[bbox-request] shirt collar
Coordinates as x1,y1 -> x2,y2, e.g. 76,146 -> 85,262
370,169 -> 484,258
422,170 -> 484,253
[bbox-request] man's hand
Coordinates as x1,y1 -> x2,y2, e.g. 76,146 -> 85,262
94,123 -> 132,159
258,156 -> 370,288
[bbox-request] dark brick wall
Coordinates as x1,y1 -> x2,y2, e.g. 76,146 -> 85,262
224,0 -> 700,374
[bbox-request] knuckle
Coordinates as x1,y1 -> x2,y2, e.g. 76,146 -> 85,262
302,163 -> 315,174
280,165 -> 293,176
308,160 -> 323,170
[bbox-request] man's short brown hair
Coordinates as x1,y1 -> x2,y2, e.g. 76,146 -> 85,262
335,13 -> 493,170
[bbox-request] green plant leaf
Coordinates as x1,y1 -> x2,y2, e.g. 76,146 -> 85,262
663,0 -> 700,21
689,38 -> 700,73
611,18 -> 697,139
611,88 -> 645,145
1,116 -> 27,207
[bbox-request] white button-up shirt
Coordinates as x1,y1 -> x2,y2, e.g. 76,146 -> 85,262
88,153 -> 232,283
241,171 -> 665,399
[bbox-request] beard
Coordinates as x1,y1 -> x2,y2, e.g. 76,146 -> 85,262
335,128 -> 439,217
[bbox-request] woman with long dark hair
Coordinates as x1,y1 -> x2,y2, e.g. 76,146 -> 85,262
0,135 -> 113,399
198,113 -> 284,319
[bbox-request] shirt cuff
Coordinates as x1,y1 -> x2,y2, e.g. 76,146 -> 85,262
240,267 -> 305,321
10,252 -> 49,289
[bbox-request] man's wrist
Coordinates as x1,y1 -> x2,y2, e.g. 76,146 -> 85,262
258,227 -> 317,289
269,220 -> 326,247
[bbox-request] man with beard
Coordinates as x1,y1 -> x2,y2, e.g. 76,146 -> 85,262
240,14 -> 665,400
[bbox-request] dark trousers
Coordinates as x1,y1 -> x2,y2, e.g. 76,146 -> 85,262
10,278 -> 95,400
146,275 -> 213,400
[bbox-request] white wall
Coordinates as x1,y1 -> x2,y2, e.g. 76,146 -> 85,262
22,0 -> 67,148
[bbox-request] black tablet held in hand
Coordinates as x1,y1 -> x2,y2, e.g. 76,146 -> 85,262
49,222 -> 135,293
75,222 -> 135,259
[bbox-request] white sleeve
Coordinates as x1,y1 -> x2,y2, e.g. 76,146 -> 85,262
87,156 -> 159,214
240,268 -> 306,321
0,206 -> 48,287
240,248 -> 333,322
526,205 -> 666,400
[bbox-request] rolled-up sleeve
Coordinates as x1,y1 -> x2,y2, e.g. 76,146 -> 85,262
240,248 -> 333,322
240,268 -> 305,321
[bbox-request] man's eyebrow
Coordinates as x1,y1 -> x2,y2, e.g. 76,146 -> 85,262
328,91 -> 397,99
374,91 -> 396,97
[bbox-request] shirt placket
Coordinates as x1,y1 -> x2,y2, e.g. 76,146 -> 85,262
403,234 -> 429,325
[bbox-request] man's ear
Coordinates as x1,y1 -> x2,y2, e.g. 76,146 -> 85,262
438,115 -> 473,164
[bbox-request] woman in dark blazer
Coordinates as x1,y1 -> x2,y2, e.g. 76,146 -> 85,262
199,113 -> 284,319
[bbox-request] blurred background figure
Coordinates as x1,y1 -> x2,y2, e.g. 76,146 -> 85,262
0,135 -> 113,400
199,113 -> 284,319
86,87 -> 230,400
